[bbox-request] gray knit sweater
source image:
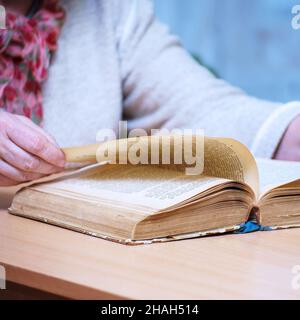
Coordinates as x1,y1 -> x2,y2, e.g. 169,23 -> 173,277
42,0 -> 300,158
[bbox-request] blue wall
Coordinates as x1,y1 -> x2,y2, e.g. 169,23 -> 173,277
153,0 -> 300,103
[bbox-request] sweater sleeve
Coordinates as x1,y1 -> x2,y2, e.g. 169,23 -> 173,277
117,0 -> 300,158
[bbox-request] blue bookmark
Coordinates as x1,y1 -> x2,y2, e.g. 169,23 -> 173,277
236,221 -> 272,234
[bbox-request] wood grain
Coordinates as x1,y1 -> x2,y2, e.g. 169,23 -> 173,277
0,210 -> 300,299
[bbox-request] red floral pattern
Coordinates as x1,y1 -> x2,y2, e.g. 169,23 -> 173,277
0,0 -> 65,125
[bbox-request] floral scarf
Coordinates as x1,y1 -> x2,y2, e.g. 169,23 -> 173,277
0,0 -> 65,125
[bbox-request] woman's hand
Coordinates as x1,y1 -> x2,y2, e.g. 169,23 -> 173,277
274,115 -> 300,161
0,111 -> 65,186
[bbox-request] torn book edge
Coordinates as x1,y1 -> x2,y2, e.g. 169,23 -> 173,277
7,209 -> 241,245
9,209 -> 300,246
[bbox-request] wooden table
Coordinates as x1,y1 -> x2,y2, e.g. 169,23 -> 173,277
0,209 -> 300,299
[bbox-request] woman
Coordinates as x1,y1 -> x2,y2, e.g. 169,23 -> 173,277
0,0 -> 300,187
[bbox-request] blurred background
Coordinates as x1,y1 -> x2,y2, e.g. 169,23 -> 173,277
153,0 -> 299,103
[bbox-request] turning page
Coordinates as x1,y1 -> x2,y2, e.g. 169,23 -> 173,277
2,135 -> 259,209
203,137 -> 259,195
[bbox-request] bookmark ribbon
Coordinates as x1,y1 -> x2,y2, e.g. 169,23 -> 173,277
236,221 -> 272,234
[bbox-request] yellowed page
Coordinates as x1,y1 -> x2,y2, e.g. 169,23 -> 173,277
3,135 -> 258,208
64,135 -> 259,193
33,165 -> 229,210
202,137 -> 259,197
0,163 -> 107,208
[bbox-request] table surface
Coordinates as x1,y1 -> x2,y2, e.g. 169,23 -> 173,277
0,209 -> 300,299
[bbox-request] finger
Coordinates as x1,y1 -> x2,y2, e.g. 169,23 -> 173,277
6,119 -> 66,168
0,159 -> 44,183
0,174 -> 18,186
0,138 -> 64,174
16,115 -> 60,147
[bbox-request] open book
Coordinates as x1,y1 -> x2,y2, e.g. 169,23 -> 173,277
7,136 -> 300,245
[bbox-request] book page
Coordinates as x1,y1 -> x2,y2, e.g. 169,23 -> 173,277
257,158 -> 300,196
34,164 -> 229,210
202,137 -> 259,197
31,135 -> 259,210
0,163 -> 106,208
94,135 -> 259,196
2,135 -> 259,208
